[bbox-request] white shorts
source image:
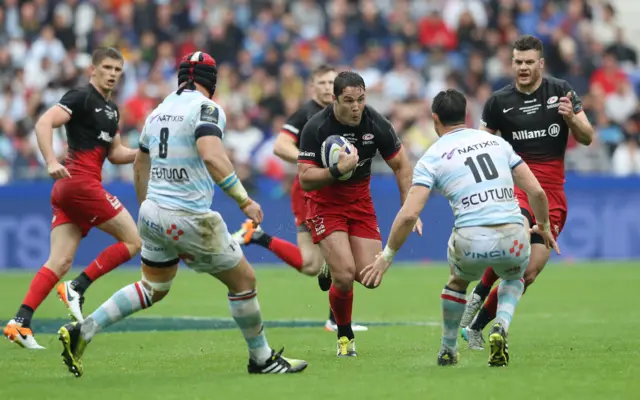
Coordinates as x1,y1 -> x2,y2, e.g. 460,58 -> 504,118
137,199 -> 243,274
447,224 -> 530,281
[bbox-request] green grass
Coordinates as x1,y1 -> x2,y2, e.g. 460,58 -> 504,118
1,262 -> 638,399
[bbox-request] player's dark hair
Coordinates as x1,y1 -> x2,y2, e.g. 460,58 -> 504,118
333,71 -> 365,98
513,35 -> 543,54
311,64 -> 335,78
91,47 -> 124,66
431,89 -> 467,126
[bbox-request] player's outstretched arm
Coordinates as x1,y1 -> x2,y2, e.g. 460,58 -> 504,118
133,150 -> 151,204
273,132 -> 300,164
35,105 -> 72,179
108,134 -> 138,164
384,146 -> 423,234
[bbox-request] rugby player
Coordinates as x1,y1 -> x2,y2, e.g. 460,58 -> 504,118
232,65 -> 367,332
361,89 -> 560,366
459,35 -> 594,349
57,52 -> 307,377
4,48 -> 141,349
297,71 -> 422,356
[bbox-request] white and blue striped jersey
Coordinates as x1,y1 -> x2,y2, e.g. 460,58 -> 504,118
413,128 -> 524,228
139,90 -> 227,213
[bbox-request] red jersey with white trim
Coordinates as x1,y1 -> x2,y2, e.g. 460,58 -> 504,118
280,99 -> 324,144
298,104 -> 402,204
480,77 -> 583,189
56,84 -> 120,181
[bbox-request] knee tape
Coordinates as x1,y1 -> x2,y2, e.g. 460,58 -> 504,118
141,273 -> 174,297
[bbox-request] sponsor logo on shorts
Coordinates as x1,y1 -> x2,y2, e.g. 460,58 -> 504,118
311,216 -> 325,236
166,224 -> 184,241
141,217 -> 163,232
463,250 -> 507,259
106,193 -> 122,210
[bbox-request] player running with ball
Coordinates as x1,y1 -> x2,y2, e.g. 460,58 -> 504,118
362,89 -> 560,366
4,48 -> 140,349
297,71 -> 421,356
57,52 -> 307,377
459,35 -> 594,349
233,65 -> 367,332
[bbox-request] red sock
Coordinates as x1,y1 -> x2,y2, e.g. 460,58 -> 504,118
22,266 -> 60,310
484,286 -> 499,320
481,267 -> 499,288
329,284 -> 353,326
268,237 -> 303,272
83,242 -> 132,281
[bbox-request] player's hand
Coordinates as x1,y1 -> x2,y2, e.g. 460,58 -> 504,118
360,254 -> 391,288
558,91 -> 575,121
413,217 -> 423,236
336,144 -> 359,174
530,224 -> 561,255
47,161 -> 71,180
241,199 -> 263,226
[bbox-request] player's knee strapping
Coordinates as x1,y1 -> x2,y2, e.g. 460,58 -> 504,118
141,273 -> 174,302
216,172 -> 250,208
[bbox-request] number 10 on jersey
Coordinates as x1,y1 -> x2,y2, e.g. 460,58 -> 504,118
464,153 -> 499,183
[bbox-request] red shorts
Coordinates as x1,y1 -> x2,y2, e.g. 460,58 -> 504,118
305,195 -> 381,244
515,187 -> 567,240
51,178 -> 124,237
290,175 -> 307,227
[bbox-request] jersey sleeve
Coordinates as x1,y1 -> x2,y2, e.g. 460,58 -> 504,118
480,94 -> 500,131
373,114 -> 402,160
297,118 -> 322,166
281,108 -> 308,143
194,102 -> 226,140
412,149 -> 440,189
138,125 -> 150,153
562,80 -> 583,114
56,89 -> 86,116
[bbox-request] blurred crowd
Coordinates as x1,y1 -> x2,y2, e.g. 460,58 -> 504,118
1,0 -> 640,187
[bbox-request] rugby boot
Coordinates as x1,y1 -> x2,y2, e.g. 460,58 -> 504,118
3,319 -> 45,349
336,336 -> 357,357
247,347 -> 308,374
488,323 -> 509,367
58,322 -> 89,377
437,347 -> 459,366
232,219 -> 264,246
461,326 -> 485,350
57,281 -> 85,322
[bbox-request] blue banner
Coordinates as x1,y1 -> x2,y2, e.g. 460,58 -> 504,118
0,174 -> 638,269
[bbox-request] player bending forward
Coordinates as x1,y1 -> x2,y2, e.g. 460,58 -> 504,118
459,35 -> 594,349
233,65 -> 367,332
298,71 -> 421,356
57,52 -> 307,377
4,48 -> 141,349
362,89 -> 560,366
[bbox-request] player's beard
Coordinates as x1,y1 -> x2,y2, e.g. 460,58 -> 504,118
516,69 -> 541,92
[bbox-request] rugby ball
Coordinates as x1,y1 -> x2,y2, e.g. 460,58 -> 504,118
321,135 -> 355,181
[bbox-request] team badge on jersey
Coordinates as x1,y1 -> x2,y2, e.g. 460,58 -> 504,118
200,104 -> 219,124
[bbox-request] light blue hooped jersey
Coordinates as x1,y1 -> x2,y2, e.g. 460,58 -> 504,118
413,128 -> 525,228
139,90 -> 227,213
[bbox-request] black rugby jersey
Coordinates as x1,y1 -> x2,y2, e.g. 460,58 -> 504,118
56,84 -> 120,181
298,104 -> 402,203
280,99 -> 324,144
481,77 -> 582,187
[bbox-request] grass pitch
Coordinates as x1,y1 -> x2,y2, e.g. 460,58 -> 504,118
1,262 -> 638,399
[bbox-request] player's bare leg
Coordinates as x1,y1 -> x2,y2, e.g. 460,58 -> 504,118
59,263 -> 178,377
57,208 -> 142,322
4,223 -> 82,349
212,256 -> 307,373
319,231 -> 359,356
